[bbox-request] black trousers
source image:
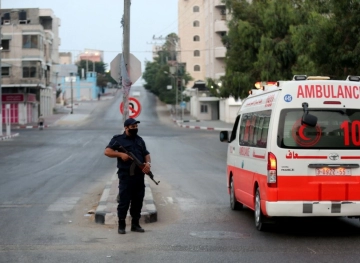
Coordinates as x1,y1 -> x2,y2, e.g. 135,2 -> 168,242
117,176 -> 145,220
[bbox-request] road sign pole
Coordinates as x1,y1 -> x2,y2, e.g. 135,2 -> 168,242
123,0 -> 131,123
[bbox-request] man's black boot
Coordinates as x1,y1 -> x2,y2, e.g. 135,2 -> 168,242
118,219 -> 126,234
131,219 -> 145,233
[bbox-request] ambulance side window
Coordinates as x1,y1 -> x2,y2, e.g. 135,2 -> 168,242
240,110 -> 271,148
239,114 -> 251,145
229,115 -> 240,143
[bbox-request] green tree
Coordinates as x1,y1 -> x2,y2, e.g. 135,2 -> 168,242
142,33 -> 193,104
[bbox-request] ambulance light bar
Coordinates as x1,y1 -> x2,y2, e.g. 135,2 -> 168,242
293,75 -> 307,81
346,75 -> 360,82
307,76 -> 330,80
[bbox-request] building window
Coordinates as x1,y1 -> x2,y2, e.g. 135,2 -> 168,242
193,6 -> 199,12
193,35 -> 200,41
201,104 -> 208,113
22,61 -> 40,78
193,21 -> 200,27
23,35 -> 40,49
1,40 -> 10,51
194,65 -> 200,71
194,50 -> 200,57
2,67 -> 10,76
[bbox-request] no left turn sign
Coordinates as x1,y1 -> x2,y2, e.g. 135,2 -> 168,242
120,97 -> 142,118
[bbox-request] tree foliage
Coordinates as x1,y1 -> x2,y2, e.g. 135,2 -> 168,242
142,33 -> 193,104
223,0 -> 360,99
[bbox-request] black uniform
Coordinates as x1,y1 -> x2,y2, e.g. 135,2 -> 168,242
106,132 -> 150,220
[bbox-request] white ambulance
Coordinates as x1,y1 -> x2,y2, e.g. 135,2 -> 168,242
220,75 -> 360,231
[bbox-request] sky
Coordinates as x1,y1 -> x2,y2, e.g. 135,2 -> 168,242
3,0 -> 178,84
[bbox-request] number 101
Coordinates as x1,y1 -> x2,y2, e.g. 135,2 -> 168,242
340,121 -> 360,146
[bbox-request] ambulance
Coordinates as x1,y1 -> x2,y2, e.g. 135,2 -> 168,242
220,75 -> 360,231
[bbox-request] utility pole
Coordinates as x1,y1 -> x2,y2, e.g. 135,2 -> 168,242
122,0 -> 131,122
70,73 -> 73,114
0,0 -> 3,136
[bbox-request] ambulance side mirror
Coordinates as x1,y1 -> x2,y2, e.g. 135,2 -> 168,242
302,114 -> 317,127
220,131 -> 229,143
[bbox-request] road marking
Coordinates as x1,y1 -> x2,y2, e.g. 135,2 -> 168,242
47,197 -> 80,212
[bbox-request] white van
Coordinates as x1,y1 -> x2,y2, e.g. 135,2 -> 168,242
220,75 -> 360,231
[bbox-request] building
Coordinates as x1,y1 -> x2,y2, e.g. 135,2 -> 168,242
204,0 -> 227,81
59,71 -> 99,103
178,0 -> 234,122
59,52 -> 72,64
77,49 -> 103,63
1,8 -> 60,124
178,0 -> 206,89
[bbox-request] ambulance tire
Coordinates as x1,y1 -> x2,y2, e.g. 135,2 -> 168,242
230,178 -> 243,210
255,187 -> 267,231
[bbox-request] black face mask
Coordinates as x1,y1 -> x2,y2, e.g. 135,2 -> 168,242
128,128 -> 138,136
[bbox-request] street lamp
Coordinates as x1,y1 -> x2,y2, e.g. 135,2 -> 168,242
70,72 -> 74,114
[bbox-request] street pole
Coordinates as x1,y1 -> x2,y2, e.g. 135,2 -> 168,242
0,0 -> 3,136
70,73 -> 73,114
181,77 -> 184,120
122,0 -> 131,123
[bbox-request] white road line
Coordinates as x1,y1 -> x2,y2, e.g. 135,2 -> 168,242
47,197 -> 80,212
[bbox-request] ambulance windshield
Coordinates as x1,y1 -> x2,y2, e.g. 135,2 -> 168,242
278,109 -> 360,149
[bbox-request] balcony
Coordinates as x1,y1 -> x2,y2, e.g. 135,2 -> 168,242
214,20 -> 228,33
214,0 -> 225,7
214,46 -> 226,58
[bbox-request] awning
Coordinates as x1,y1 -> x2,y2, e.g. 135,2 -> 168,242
192,80 -> 208,91
2,35 -> 12,40
1,62 -> 12,68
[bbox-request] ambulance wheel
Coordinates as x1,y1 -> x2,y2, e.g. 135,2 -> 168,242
230,178 -> 243,210
255,187 -> 266,231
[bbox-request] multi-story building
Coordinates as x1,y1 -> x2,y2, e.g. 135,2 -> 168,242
77,49 -> 103,63
1,8 -> 60,124
204,0 -> 227,81
178,0 -> 206,88
178,0 -> 227,87
59,52 -> 72,65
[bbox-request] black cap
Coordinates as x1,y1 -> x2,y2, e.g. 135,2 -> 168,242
124,118 -> 140,127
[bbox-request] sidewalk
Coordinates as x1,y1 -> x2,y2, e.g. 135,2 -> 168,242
0,92 -> 117,140
170,111 -> 233,131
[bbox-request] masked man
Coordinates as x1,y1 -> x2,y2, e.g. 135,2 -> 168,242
104,118 -> 151,234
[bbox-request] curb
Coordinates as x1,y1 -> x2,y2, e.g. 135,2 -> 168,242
171,116 -> 232,132
0,133 -> 19,141
11,125 -> 50,129
95,173 -> 157,225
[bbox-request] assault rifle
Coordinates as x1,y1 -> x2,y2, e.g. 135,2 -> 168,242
119,146 -> 160,185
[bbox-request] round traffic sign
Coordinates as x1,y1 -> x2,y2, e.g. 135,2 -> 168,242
120,97 -> 142,118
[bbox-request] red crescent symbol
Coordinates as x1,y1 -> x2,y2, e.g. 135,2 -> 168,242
298,125 -> 311,141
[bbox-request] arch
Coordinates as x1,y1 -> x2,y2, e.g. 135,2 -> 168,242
194,50 -> 200,57
194,65 -> 201,71
193,20 -> 200,27
193,35 -> 200,41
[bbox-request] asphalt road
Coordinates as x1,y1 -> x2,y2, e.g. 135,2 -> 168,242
1,86 -> 360,263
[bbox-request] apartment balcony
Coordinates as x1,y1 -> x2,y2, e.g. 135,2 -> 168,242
214,20 -> 228,33
214,46 -> 226,58
2,77 -> 45,88
214,0 -> 226,7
